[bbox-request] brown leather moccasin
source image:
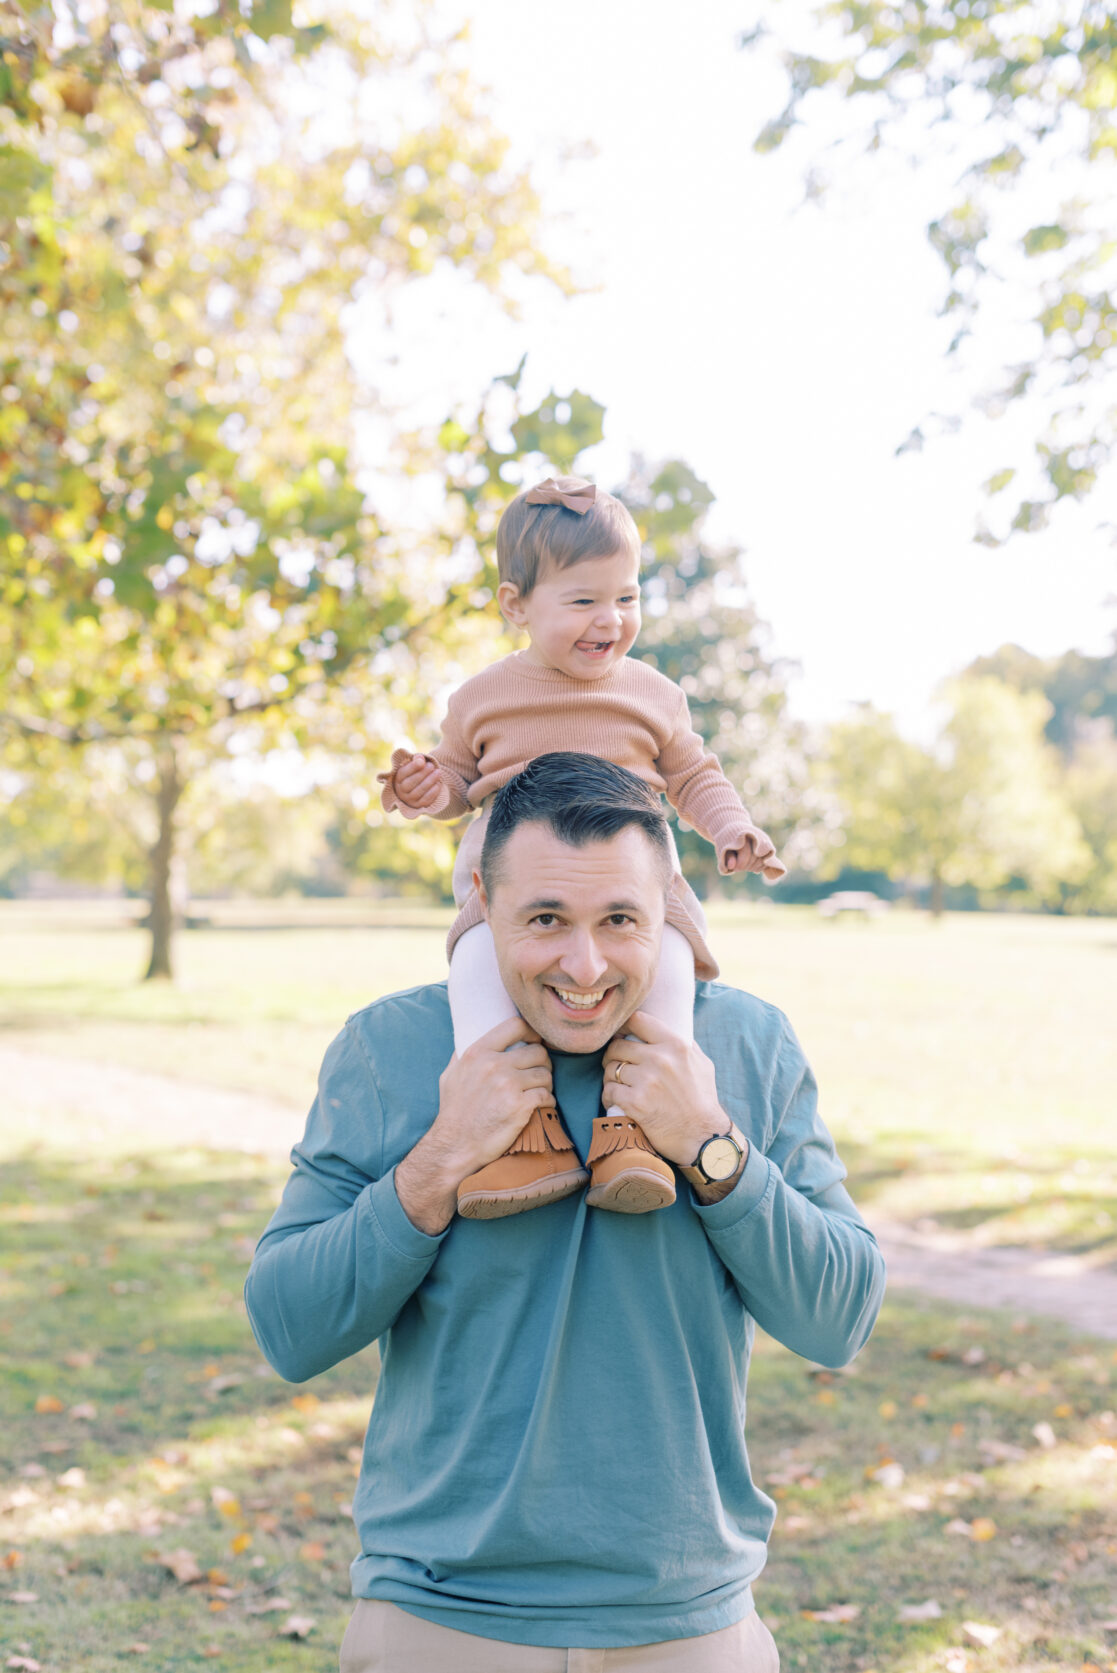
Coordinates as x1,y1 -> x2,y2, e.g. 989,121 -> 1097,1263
584,1115 -> 677,1214
457,1106 -> 589,1221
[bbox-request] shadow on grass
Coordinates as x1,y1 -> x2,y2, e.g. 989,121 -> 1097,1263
836,1136 -> 1117,1261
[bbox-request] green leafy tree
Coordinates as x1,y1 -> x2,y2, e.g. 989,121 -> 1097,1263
967,637 -> 1117,754
617,458 -> 827,892
823,676 -> 1089,912
747,0 -> 1117,540
0,1 -> 570,977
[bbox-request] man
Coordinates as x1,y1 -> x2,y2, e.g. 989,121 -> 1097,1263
245,753 -> 886,1671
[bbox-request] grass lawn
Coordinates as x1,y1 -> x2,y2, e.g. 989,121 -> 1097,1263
2,1148 -> 1115,1672
1,900 -> 1115,1670
2,899 -> 1114,1257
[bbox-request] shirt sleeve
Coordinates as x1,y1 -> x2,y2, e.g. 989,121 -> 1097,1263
692,1020 -> 886,1367
243,1022 -> 447,1383
378,688 -> 477,820
657,687 -> 786,880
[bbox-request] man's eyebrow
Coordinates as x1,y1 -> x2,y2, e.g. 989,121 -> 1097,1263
519,898 -> 643,914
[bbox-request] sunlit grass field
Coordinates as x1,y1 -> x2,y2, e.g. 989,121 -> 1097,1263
2,901 -> 1115,1671
3,899 -> 1114,1254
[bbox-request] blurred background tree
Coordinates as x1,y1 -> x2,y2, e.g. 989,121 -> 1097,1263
0,0 -> 571,976
746,0 -> 1117,541
822,675 -> 1090,913
617,457 -> 834,893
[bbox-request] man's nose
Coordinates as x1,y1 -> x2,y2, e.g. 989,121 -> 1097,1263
557,931 -> 609,988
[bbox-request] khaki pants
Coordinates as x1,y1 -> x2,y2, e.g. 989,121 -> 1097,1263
340,1599 -> 780,1672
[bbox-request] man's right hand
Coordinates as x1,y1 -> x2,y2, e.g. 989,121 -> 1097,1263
395,1016 -> 553,1236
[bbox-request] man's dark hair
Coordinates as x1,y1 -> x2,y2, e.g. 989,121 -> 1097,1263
480,753 -> 672,897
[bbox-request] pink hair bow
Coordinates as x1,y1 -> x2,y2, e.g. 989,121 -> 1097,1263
523,478 -> 597,515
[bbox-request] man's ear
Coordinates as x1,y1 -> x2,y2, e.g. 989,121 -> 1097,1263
474,869 -> 489,918
497,580 -> 529,628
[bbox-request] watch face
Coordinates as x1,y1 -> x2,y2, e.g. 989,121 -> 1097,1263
700,1136 -> 740,1182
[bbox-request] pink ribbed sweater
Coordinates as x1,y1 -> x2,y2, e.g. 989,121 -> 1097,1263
379,651 -> 784,880
378,654 -> 785,982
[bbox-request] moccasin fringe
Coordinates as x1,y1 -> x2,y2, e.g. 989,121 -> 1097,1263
586,1116 -> 658,1164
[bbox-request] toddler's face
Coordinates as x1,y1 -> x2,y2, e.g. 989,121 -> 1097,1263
500,548 -> 641,681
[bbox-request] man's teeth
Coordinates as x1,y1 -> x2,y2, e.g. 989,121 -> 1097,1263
551,988 -> 606,1009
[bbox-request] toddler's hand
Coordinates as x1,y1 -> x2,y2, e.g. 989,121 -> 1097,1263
395,754 -> 442,808
723,849 -> 742,873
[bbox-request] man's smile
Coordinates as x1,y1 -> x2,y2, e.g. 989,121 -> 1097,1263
545,983 -> 615,1018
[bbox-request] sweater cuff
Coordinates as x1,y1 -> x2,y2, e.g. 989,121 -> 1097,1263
377,749 -> 453,819
364,1166 -> 450,1260
716,826 -> 787,884
689,1144 -> 773,1229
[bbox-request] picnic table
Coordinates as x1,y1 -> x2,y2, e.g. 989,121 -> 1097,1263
816,890 -> 890,919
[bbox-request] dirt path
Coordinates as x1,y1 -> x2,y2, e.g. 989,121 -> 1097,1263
5,1045 -> 1117,1340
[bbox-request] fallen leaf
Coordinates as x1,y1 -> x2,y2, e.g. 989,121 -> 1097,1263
126,1643 -> 151,1653
201,1647 -> 221,1659
63,1351 -> 94,1369
802,1604 -> 860,1623
157,1548 -> 202,1585
1033,1421 -> 1057,1449
244,1597 -> 294,1616
898,1600 -> 942,1622
945,1519 -> 974,1537
945,1653 -> 968,1673
6,1657 -> 42,1671
68,1403 -> 97,1421
1053,1403 -> 1073,1418
57,1467 -> 86,1490
230,1533 -> 252,1555
961,1346 -> 986,1366
3,1552 -> 21,1569
963,1621 -> 1003,1647
299,1541 -> 326,1561
868,1462 -> 905,1488
291,1393 -> 319,1413
208,1375 -> 246,1394
970,1519 -> 997,1542
33,1396 -> 63,1415
206,1570 -> 229,1586
8,1592 -> 38,1604
878,1400 -> 897,1419
279,1615 -> 316,1638
208,1600 -> 227,1613
911,1393 -> 930,1409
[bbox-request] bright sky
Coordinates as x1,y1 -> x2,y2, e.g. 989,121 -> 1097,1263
356,0 -> 1116,737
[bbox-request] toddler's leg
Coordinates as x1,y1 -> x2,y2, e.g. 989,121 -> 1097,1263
640,924 -> 696,1045
449,924 -> 588,1220
447,922 -> 517,1055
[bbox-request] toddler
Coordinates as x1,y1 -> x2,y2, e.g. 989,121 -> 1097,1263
378,476 -> 785,1221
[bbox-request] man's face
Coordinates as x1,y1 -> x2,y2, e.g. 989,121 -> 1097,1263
477,822 -> 667,1054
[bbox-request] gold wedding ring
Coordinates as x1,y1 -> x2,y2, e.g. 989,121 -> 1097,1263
613,1062 -> 624,1084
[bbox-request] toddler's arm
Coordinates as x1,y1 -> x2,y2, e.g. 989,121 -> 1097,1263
659,690 -> 787,883
378,692 -> 477,821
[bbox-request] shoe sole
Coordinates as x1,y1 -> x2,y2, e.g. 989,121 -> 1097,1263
457,1167 -> 590,1221
585,1169 -> 677,1214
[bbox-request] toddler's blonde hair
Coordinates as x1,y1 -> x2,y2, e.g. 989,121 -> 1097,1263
496,477 -> 641,598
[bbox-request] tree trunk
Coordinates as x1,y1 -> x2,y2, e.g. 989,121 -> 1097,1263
144,748 -> 185,981
929,870 -> 945,918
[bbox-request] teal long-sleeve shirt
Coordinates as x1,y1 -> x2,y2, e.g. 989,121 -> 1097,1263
244,979 -> 886,1649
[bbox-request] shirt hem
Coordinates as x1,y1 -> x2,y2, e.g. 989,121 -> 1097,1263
350,1582 -> 757,1649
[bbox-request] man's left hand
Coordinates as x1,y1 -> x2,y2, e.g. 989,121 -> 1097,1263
601,1010 -> 735,1169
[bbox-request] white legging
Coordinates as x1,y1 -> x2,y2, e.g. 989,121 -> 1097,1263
447,920 -> 696,1055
